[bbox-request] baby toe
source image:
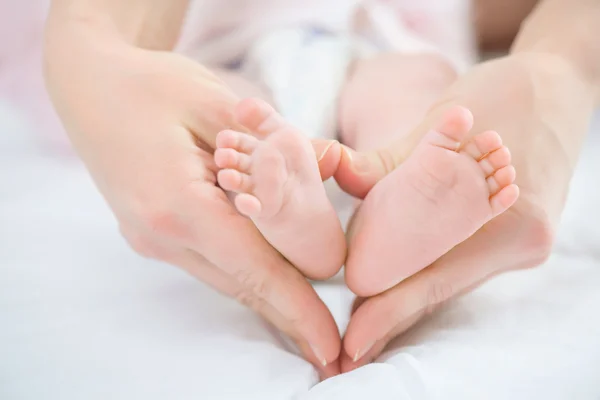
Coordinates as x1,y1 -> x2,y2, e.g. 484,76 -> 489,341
436,105 -> 474,144
480,146 -> 511,177
214,148 -> 252,172
217,169 -> 254,193
235,98 -> 286,136
216,130 -> 259,154
486,165 -> 516,195
461,130 -> 502,161
234,193 -> 263,217
490,184 -> 520,216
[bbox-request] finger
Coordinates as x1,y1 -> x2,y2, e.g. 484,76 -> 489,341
319,357 -> 342,380
339,345 -> 359,373
183,80 -> 249,149
333,105 -> 452,199
342,219 -> 516,371
333,146 -> 394,199
187,189 -> 342,368
342,298 -> 431,373
172,247 -> 341,375
351,296 -> 366,314
312,139 -> 342,181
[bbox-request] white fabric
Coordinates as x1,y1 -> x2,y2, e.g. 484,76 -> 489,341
177,0 -> 360,66
177,0 -> 475,68
243,29 -> 354,140
178,0 -> 475,140
2,99 -> 600,398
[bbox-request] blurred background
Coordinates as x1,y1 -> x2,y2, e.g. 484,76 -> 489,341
0,0 -> 71,155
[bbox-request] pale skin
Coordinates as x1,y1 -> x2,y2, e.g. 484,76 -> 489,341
45,0 -> 600,377
44,0 -> 343,378
218,98 -> 518,297
336,0 -> 600,372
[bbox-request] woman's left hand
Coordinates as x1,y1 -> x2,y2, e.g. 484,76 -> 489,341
335,52 -> 595,372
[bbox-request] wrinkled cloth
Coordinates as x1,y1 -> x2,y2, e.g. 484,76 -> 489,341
1,102 -> 600,400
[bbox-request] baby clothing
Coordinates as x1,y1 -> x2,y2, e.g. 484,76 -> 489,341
0,0 -> 475,149
177,0 -> 476,139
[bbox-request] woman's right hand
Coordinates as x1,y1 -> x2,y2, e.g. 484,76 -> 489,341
44,18 -> 341,375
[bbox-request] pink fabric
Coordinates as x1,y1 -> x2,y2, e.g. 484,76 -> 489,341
178,0 -> 474,67
0,0 -> 69,150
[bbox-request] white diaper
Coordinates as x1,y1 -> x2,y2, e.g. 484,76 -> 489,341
242,29 -> 354,140
178,0 -> 476,140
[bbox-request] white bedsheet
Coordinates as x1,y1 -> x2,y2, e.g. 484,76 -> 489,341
1,104 -> 600,399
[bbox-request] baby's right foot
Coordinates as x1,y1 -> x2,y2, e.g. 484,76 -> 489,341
214,98 -> 346,280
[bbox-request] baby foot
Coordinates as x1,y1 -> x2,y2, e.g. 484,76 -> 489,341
214,98 -> 346,280
345,106 -> 519,296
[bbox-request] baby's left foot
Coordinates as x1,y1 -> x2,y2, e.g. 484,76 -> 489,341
214,98 -> 346,280
345,106 -> 519,296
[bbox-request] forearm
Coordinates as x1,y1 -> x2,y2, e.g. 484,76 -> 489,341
512,0 -> 600,96
46,0 -> 189,50
44,0 -> 193,123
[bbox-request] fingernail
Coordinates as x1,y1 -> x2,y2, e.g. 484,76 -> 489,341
317,141 -> 337,163
309,343 -> 328,367
345,147 -> 372,175
352,341 -> 375,363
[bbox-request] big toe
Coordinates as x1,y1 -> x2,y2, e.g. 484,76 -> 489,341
234,98 -> 285,136
436,105 -> 474,143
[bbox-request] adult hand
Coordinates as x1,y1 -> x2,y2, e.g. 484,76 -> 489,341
44,18 -> 342,376
334,52 -> 595,372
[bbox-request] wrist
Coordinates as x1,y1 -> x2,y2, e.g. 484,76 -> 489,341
507,51 -> 597,107
425,52 -> 593,164
44,13 -> 129,95
46,0 -> 187,50
510,0 -> 600,100
434,52 -> 594,121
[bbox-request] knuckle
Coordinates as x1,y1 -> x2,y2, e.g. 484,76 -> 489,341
519,210 -> 556,268
528,216 -> 555,264
233,288 -> 268,311
425,280 -> 454,314
120,227 -> 160,259
232,268 -> 271,300
133,204 -> 189,241
375,148 -> 400,177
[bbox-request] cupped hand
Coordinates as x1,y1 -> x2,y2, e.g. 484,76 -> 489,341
44,24 -> 343,376
333,54 -> 593,372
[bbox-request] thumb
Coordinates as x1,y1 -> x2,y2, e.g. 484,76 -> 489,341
334,146 -> 397,199
340,223 -> 507,373
312,139 -> 342,181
